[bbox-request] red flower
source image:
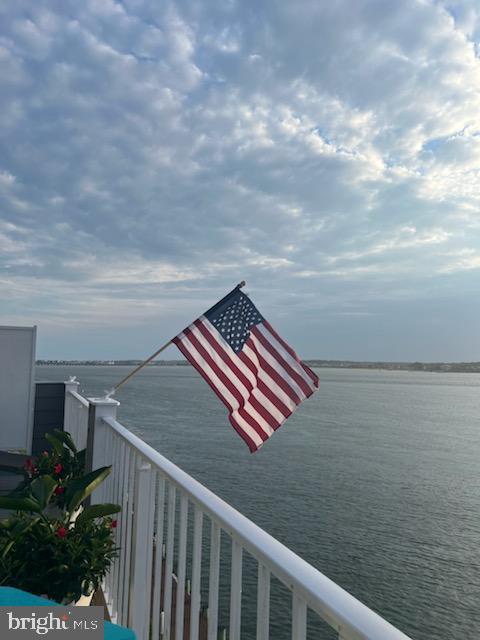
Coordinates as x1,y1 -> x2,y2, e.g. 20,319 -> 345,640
54,463 -> 63,475
111,520 -> 117,529
56,526 -> 67,538
42,451 -> 49,457
24,458 -> 33,470
54,486 -> 65,495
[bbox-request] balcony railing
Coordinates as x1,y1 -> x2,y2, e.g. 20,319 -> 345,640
64,379 -> 89,451
64,384 -> 412,640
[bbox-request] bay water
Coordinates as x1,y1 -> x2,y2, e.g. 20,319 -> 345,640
35,365 -> 480,639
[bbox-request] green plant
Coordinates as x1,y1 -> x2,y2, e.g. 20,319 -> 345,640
16,430 -> 86,509
0,431 -> 121,603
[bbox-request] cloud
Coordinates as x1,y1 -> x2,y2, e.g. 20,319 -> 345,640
0,0 -> 479,358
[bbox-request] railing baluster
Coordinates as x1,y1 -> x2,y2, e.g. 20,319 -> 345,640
105,428 -> 114,505
79,402 -> 89,450
229,541 -> 243,640
145,466 -> 156,630
103,428 -> 115,604
189,507 -> 203,640
175,495 -> 189,640
122,450 -> 137,626
256,564 -> 270,640
70,403 -> 76,444
163,484 -> 177,640
129,458 -> 155,640
75,404 -> 81,447
208,522 -> 221,640
105,433 -> 115,613
117,445 -> 132,626
109,434 -> 121,617
112,439 -> 127,620
73,403 -> 79,447
292,593 -> 307,640
152,475 -> 166,640
109,433 -> 119,600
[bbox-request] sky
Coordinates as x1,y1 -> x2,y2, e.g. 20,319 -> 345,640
1,0 -> 480,361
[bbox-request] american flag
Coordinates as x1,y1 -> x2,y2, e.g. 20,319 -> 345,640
172,285 -> 319,452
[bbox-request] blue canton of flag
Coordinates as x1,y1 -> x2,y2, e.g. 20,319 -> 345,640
208,291 -> 264,353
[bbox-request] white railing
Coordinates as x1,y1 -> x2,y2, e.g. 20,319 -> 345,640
63,379 -> 89,451
77,394 -> 413,640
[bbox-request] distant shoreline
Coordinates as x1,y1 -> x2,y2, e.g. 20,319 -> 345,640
36,359 -> 480,373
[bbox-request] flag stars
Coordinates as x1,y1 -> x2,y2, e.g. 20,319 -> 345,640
206,291 -> 264,352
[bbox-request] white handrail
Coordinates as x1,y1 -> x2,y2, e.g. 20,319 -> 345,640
68,389 -> 89,407
103,415 -> 411,640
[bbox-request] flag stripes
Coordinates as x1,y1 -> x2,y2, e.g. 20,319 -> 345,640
173,312 -> 319,452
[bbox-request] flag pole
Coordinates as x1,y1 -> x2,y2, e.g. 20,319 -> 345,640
106,281 -> 246,397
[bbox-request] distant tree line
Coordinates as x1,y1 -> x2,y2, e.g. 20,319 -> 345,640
36,359 -> 480,372
36,359 -> 190,366
303,360 -> 480,373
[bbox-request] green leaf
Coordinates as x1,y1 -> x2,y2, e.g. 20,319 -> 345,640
7,479 -> 31,497
1,517 -> 41,559
0,496 -> 41,513
65,467 -> 111,512
30,476 -> 57,510
12,516 -> 40,534
51,430 -> 77,453
76,504 -> 121,526
76,449 -> 86,468
0,540 -> 15,558
45,433 -> 65,455
57,564 -> 70,573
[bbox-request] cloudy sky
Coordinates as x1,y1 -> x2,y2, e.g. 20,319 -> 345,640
1,0 -> 480,361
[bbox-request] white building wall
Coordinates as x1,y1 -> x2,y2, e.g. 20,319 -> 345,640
0,325 -> 36,452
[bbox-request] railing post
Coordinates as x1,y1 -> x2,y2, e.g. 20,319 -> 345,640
86,397 -> 119,505
63,378 -> 80,437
